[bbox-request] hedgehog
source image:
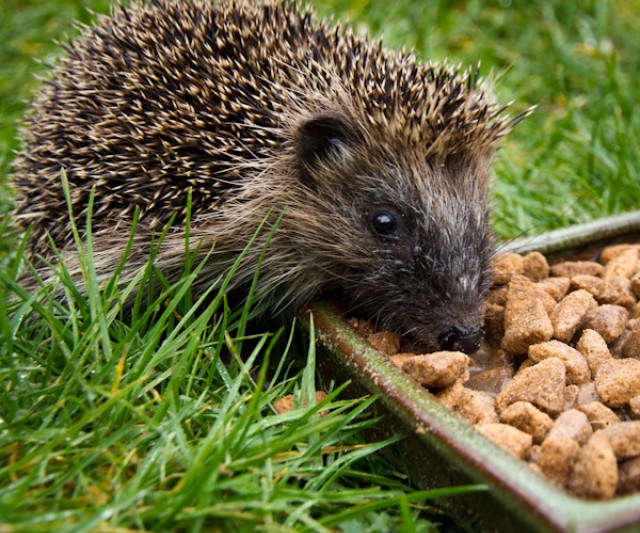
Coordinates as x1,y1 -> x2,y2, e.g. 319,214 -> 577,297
13,0 -> 528,354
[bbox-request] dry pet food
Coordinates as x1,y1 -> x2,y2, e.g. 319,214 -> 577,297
356,242 -> 640,500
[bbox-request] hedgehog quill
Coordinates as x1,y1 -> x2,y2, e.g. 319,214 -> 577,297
13,0 -> 529,353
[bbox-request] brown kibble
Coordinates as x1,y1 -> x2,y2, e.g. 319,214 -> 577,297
576,329 -> 613,378
570,275 -> 620,305
483,302 -> 505,343
602,248 -> 640,282
531,283 -> 559,315
273,395 -> 295,414
582,305 -> 628,344
528,340 -> 590,385
400,351 -> 469,389
576,381 -> 600,406
601,421 -> 640,460
486,286 -> 508,306
493,253 -> 525,285
599,244 -> 640,265
458,390 -> 499,425
618,457 -> 640,495
546,409 -> 593,445
436,382 -> 467,409
595,359 -> 640,407
501,278 -> 553,354
476,423 -> 532,459
496,358 -> 566,417
522,251 -> 549,281
540,437 -> 581,486
389,353 -> 418,368
622,319 -> 640,359
273,391 -> 328,415
367,331 -> 401,355
550,289 -> 597,343
499,401 -> 553,444
538,277 -> 571,302
550,261 -> 604,278
436,383 -> 498,425
609,278 -> 637,308
578,402 -> 620,431
568,432 -> 618,500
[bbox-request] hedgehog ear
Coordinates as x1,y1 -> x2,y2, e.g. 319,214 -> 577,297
296,113 -> 358,171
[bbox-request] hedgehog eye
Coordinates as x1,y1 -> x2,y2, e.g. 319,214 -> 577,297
371,210 -> 398,239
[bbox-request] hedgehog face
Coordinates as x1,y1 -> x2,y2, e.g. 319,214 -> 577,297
373,200 -> 494,354
351,179 -> 494,354
292,111 -> 494,354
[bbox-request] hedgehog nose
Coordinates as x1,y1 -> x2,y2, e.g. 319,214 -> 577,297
439,325 -> 483,354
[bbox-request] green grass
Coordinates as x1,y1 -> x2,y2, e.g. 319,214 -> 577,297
1,187 -> 467,530
1,0 -> 639,531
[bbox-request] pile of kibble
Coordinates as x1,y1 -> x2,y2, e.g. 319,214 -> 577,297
351,243 -> 640,500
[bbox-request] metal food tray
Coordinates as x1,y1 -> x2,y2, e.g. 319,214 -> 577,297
307,210 -> 640,533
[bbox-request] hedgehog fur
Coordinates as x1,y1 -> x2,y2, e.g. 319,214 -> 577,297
13,0 -> 527,352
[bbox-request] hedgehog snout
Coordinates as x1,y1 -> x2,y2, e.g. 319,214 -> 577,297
438,325 -> 483,354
